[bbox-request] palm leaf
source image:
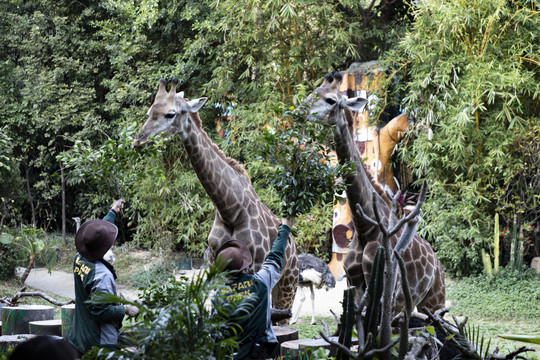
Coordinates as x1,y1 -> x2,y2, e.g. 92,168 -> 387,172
498,334 -> 540,345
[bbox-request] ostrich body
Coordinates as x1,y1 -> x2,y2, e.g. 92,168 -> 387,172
291,253 -> 336,325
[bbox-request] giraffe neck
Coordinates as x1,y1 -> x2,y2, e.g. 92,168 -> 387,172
334,108 -> 390,247
178,112 -> 257,226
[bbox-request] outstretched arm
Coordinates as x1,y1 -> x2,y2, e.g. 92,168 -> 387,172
103,199 -> 125,224
264,218 -> 291,268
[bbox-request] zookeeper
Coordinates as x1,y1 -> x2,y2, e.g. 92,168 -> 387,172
213,217 -> 292,360
68,199 -> 139,356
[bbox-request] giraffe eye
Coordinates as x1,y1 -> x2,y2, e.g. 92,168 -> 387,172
325,98 -> 337,105
165,112 -> 176,119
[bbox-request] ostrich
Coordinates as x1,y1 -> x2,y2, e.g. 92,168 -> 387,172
291,253 -> 336,325
73,217 -> 116,264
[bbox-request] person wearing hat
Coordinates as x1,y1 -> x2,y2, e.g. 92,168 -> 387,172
68,199 -> 139,356
214,218 -> 292,360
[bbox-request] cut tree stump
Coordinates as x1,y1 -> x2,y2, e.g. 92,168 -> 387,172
281,336 -> 357,359
0,334 -> 36,352
0,334 -> 63,353
1,305 -> 55,335
274,325 -> 299,343
281,337 -> 339,359
272,326 -> 299,358
29,319 -> 62,336
61,304 -> 75,340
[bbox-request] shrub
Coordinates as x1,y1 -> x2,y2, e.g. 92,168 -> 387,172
0,233 -> 17,280
85,264 -> 245,359
447,267 -> 540,320
128,261 -> 176,288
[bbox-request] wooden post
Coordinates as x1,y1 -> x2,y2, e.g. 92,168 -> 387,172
281,336 -> 344,359
1,305 -> 54,335
274,325 -> 299,343
0,334 -> 36,353
61,304 -> 75,340
29,319 -> 62,336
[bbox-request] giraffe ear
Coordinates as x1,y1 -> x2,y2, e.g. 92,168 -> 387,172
187,97 -> 208,113
177,91 -> 185,98
344,97 -> 368,112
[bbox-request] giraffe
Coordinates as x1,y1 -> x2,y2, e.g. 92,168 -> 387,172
132,78 -> 299,314
304,72 -> 445,314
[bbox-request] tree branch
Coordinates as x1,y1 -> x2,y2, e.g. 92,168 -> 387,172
0,287 -> 74,307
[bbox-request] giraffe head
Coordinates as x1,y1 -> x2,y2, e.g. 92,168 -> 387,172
306,73 -> 368,127
132,78 -> 208,147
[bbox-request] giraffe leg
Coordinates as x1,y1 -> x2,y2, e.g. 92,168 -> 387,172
309,284 -> 316,325
291,285 -> 306,324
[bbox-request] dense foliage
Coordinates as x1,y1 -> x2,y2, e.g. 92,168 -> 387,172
0,0 -> 409,255
447,268 -> 540,320
85,265 -> 246,359
379,0 -> 540,275
0,0 -> 537,276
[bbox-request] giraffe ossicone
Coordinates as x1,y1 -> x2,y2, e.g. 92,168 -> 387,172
133,78 -> 299,316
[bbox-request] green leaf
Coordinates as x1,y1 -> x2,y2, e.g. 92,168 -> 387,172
498,334 -> 540,345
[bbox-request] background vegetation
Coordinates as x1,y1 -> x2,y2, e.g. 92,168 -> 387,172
1,243 -> 540,358
0,0 -> 538,277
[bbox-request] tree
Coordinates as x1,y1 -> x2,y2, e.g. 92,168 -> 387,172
380,0 -> 540,275
0,127 -> 24,227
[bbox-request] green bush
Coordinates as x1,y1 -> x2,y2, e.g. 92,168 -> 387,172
85,264 -> 244,359
128,261 -> 176,288
447,267 -> 540,320
380,0 -> 539,277
0,234 -> 17,280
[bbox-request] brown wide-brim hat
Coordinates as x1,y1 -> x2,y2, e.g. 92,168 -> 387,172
215,240 -> 252,272
75,219 -> 118,262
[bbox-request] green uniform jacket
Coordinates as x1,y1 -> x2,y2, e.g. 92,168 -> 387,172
68,211 -> 126,354
216,224 -> 291,359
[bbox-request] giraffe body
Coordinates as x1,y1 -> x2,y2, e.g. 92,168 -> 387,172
133,79 -> 298,312
305,73 -> 445,313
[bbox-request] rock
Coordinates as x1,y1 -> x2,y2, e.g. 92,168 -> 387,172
531,257 -> 540,273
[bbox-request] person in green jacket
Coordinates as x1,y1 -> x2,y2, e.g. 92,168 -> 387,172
68,199 -> 139,356
214,218 -> 292,360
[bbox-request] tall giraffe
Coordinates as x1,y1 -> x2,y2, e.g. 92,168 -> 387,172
132,78 -> 298,313
304,73 -> 445,313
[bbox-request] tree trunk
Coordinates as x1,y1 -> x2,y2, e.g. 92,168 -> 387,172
1,305 -> 55,335
61,165 -> 66,245
19,256 -> 35,284
24,163 -> 36,227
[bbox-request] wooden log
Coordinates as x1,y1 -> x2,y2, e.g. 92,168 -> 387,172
61,304 -> 75,340
0,334 -> 36,353
281,336 -> 358,359
0,334 -> 64,353
273,326 -> 299,343
271,308 -> 292,324
1,305 -> 54,335
29,319 -> 62,336
280,337 -> 340,360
